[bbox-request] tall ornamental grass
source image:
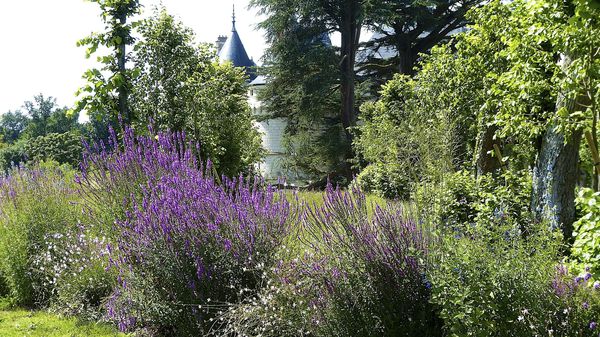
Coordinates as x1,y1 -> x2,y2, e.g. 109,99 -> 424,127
77,128 -> 294,335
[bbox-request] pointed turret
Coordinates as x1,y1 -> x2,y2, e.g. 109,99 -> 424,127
218,4 -> 257,81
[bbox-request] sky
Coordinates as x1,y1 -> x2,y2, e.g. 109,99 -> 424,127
0,0 -> 266,115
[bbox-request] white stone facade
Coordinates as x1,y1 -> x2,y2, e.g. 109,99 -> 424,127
249,77 -> 290,182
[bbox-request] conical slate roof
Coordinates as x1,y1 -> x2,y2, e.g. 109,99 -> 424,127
218,6 -> 257,81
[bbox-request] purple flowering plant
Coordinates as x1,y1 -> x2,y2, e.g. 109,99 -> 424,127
76,127 -> 294,334
294,185 -> 440,336
0,162 -> 81,307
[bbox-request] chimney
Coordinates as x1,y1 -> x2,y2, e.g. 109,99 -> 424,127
216,35 -> 227,53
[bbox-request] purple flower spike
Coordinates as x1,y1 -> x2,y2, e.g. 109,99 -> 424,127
77,126 -> 295,332
590,321 -> 597,330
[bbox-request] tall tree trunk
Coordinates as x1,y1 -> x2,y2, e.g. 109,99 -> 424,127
474,124 -> 500,177
531,124 -> 582,239
339,0 -> 362,177
397,45 -> 415,76
531,55 -> 585,239
117,12 -> 130,124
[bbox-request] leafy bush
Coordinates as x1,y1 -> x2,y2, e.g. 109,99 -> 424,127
572,188 -> 600,272
77,128 -> 293,335
24,132 -> 83,167
0,139 -> 27,172
352,163 -> 411,199
431,170 -> 532,232
430,219 -> 600,336
0,163 -> 80,306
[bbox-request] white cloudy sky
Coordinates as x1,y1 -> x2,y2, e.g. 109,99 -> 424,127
0,0 -> 266,114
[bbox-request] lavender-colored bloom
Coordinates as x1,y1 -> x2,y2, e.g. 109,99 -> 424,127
77,127 -> 294,333
585,272 -> 593,281
583,302 -> 590,310
294,183 -> 436,332
590,321 -> 597,330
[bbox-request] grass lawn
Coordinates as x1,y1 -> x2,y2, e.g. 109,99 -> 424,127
0,299 -> 124,337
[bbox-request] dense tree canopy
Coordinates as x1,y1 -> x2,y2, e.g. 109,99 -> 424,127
354,0 -> 600,237
252,0 -> 481,181
131,9 -> 263,176
360,0 -> 483,79
0,111 -> 29,144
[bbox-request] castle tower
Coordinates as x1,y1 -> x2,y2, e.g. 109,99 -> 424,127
217,5 -> 257,81
217,5 -> 301,184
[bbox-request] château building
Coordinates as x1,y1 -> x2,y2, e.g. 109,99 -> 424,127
216,7 -> 291,183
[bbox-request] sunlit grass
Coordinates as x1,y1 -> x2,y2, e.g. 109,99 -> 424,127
0,298 -> 125,337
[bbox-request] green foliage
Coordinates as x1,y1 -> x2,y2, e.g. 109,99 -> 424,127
0,95 -> 82,172
352,163 -> 410,199
572,188 -> 600,272
361,0 -> 482,78
24,132 -> 83,167
431,170 -> 532,232
354,69 -> 462,198
430,221 -> 571,336
131,9 -> 263,176
254,13 -> 344,178
22,94 -> 79,139
0,111 -> 29,144
0,163 -> 80,306
252,0 -> 371,179
74,0 -> 141,130
0,140 -> 27,172
488,0 -> 600,142
430,218 -> 600,336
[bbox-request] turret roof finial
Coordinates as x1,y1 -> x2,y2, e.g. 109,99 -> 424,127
232,3 -> 236,31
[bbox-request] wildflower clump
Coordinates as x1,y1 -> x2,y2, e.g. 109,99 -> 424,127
0,162 -> 81,307
297,185 -> 440,336
31,228 -> 113,319
77,128 -> 293,335
212,186 -> 439,336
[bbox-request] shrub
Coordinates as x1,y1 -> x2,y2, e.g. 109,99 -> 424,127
429,170 -> 532,232
77,128 -> 293,335
429,219 -> 600,336
352,163 -> 411,199
0,162 -> 80,306
24,131 -> 83,167
571,188 -> 600,272
0,139 -> 27,172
